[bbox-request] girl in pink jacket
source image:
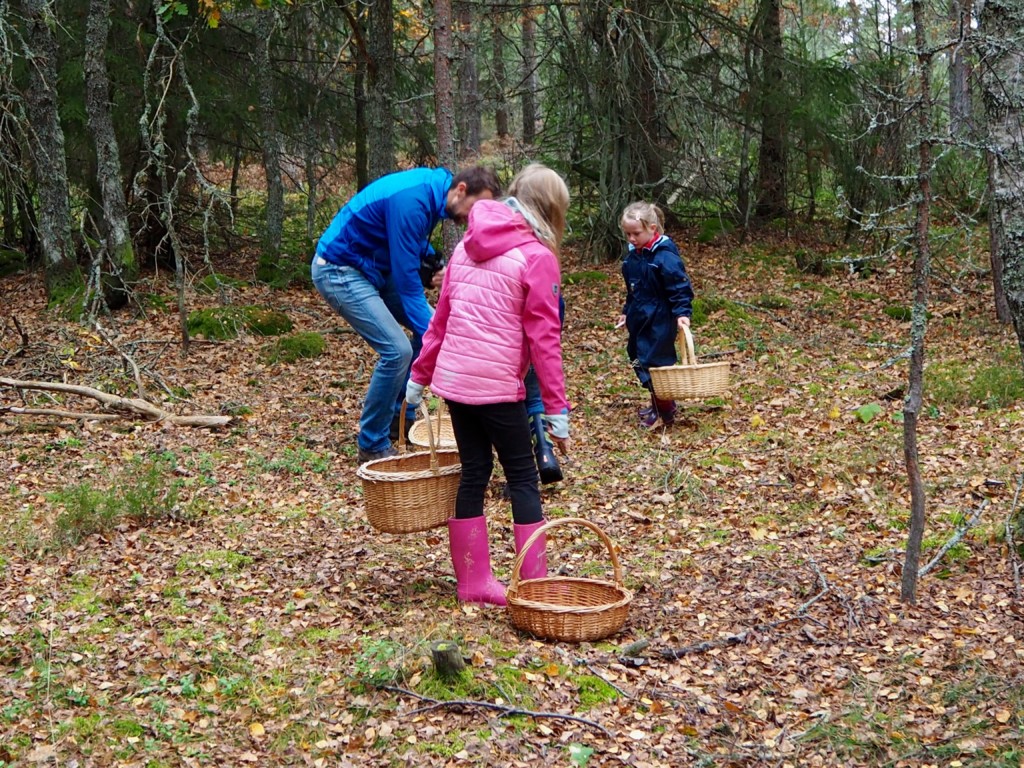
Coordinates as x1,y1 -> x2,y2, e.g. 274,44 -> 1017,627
406,164 -> 571,606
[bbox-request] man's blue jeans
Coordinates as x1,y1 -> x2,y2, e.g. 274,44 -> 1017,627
312,258 -> 424,453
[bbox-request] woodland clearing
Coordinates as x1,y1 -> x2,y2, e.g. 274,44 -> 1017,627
1,228 -> 1023,767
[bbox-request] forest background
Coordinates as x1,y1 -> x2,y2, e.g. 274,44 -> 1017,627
2,0 -> 1024,765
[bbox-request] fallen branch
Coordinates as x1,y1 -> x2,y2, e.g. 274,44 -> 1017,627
3,407 -> 120,422
0,377 -> 231,427
918,499 -> 988,578
381,685 -> 610,737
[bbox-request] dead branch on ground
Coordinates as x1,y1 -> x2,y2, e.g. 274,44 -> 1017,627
381,685 -> 610,737
0,377 -> 231,427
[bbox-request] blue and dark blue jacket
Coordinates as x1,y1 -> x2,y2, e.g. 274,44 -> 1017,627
621,234 -> 694,375
315,168 -> 452,337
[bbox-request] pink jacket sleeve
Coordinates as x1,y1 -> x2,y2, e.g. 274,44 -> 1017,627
522,248 -> 569,414
410,268 -> 453,387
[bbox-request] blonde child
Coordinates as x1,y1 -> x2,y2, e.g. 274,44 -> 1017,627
616,202 -> 694,427
406,164 -> 571,606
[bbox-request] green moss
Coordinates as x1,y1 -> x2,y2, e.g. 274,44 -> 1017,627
0,246 -> 27,277
186,306 -> 293,340
576,675 -> 620,710
262,331 -> 326,364
883,305 -> 913,321
197,273 -> 248,294
696,218 -> 734,243
564,270 -> 610,284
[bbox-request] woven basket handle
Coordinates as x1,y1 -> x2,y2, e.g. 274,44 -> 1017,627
400,401 -> 442,471
676,325 -> 697,366
508,517 -> 624,592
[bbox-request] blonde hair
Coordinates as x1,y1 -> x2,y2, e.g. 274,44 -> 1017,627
621,201 -> 664,233
506,163 -> 570,254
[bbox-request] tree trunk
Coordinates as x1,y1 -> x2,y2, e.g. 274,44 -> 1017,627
354,57 -> 368,190
521,5 -> 537,147
19,0 -> 81,303
948,0 -> 973,140
367,0 -> 395,180
253,10 -> 285,284
753,0 -> 789,220
456,1 -> 481,157
433,0 -> 458,253
492,9 -> 510,140
980,0 -> 1024,350
988,152 -> 1012,323
901,0 -> 935,606
84,0 -> 136,308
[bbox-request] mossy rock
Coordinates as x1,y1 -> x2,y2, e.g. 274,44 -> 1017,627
262,331 -> 326,364
197,273 -> 248,294
0,247 -> 27,277
564,270 -> 609,284
186,306 -> 294,340
883,305 -> 913,322
696,218 -> 734,244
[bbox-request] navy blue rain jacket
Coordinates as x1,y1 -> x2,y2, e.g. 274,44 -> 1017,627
621,235 -> 694,373
314,168 -> 452,337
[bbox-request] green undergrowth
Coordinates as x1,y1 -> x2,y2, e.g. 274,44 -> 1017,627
47,454 -> 184,548
186,305 -> 293,340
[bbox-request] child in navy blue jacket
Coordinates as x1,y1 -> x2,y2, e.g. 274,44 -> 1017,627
616,202 -> 694,427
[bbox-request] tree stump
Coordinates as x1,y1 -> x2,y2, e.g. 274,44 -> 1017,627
430,641 -> 466,678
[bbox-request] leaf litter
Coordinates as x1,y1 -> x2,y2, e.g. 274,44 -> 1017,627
1,234 -> 1023,767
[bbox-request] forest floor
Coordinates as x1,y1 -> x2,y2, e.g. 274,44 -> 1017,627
1,225 -> 1023,768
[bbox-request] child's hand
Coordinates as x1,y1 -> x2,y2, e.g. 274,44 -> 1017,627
615,314 -> 626,329
677,316 -> 691,330
551,435 -> 570,456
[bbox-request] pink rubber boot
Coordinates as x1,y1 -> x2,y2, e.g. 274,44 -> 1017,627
448,516 -> 507,606
513,520 -> 548,581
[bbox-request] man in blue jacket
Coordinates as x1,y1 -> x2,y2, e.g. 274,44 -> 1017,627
312,166 -> 502,462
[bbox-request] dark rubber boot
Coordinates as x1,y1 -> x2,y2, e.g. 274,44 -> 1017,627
530,414 -> 563,484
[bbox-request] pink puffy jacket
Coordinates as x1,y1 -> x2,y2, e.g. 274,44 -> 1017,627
410,199 -> 569,415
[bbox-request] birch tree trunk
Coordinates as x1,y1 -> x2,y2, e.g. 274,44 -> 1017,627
367,0 -> 395,180
19,0 -> 81,302
979,0 -> 1024,348
253,10 -> 284,284
900,0 -> 935,605
84,0 -> 136,306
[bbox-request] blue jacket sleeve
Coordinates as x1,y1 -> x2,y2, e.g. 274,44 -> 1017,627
659,245 -> 694,318
385,190 -> 437,337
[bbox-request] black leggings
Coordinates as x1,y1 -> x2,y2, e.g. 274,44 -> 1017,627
446,399 -> 542,525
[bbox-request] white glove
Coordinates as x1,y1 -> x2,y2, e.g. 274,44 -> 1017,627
543,413 -> 569,439
405,380 -> 425,406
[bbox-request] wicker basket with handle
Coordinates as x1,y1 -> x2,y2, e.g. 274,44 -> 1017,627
506,517 -> 632,642
408,399 -> 457,449
357,402 -> 460,534
649,325 -> 730,400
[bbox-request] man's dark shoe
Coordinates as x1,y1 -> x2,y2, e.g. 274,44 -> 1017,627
357,445 -> 398,463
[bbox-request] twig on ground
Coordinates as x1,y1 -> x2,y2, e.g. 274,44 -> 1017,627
918,499 -> 988,578
3,315 -> 29,364
1005,474 -> 1023,601
381,685 -> 610,736
93,320 -> 147,399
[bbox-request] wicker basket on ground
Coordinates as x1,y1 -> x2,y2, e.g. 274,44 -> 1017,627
506,517 -> 632,642
408,400 -> 457,449
357,402 -> 460,534
649,325 -> 730,401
